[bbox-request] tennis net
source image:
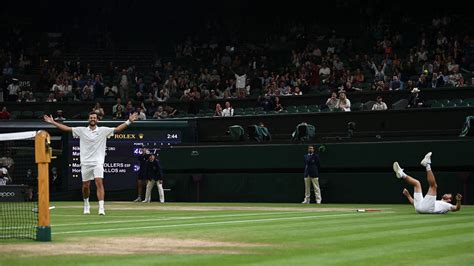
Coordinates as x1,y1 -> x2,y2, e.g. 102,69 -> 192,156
0,131 -> 38,240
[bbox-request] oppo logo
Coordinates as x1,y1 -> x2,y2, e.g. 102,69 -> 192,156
0,192 -> 15,197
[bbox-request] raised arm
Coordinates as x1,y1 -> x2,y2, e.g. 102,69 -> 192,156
43,115 -> 72,132
114,112 -> 138,133
451,194 -> 462,212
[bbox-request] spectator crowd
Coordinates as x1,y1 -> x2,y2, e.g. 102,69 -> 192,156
1,6 -> 474,120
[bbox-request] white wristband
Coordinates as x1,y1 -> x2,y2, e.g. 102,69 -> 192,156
125,120 -> 131,126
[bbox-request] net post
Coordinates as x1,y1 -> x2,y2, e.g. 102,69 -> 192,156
35,130 -> 52,241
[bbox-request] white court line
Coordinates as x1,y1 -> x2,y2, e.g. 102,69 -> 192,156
53,214 -> 159,218
54,212 -> 378,235
51,211 -> 316,228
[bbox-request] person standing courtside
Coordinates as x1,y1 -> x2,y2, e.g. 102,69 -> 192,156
302,145 -> 322,204
142,154 -> 165,203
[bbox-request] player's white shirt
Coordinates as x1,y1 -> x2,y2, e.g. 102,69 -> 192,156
72,126 -> 114,166
434,200 -> 453,214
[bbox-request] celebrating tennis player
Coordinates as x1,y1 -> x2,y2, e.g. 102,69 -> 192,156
43,111 -> 138,215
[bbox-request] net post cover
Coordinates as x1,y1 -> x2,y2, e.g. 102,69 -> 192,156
35,130 -> 52,242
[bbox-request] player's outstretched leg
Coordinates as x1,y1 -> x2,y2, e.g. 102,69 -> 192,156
82,181 -> 91,214
95,178 -> 105,215
420,152 -> 437,196
393,162 -> 422,193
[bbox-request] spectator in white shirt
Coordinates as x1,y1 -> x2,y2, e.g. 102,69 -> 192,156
46,93 -> 57,102
54,110 -> 67,121
325,92 -> 339,111
338,92 -> 351,112
293,86 -> 303,96
372,96 -> 388,111
82,82 -> 94,101
235,73 -> 247,98
25,92 -> 37,102
333,58 -> 344,72
136,107 -> 147,120
235,73 -> 246,89
319,64 -> 331,84
119,69 -> 129,99
156,91 -> 169,102
0,167 -> 11,185
104,84 -> 118,97
112,98 -> 124,114
222,101 -> 234,117
416,47 -> 428,62
371,61 -> 387,82
92,102 -> 105,119
327,45 -> 335,54
7,82 -> 19,102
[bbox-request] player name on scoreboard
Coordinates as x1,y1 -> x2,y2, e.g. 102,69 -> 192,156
71,146 -> 116,156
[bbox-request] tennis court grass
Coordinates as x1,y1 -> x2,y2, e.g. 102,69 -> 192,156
1,202 -> 473,266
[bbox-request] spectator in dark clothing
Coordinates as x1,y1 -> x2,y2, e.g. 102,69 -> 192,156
407,88 -> 424,108
113,105 -> 126,120
274,96 -> 283,112
164,105 -> 178,117
258,95 -> 273,111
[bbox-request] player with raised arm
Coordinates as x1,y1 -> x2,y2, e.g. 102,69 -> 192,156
393,152 -> 462,214
43,111 -> 138,215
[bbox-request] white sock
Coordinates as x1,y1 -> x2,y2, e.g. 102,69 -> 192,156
99,200 -> 104,209
426,164 -> 431,171
84,198 -> 90,206
400,171 -> 407,178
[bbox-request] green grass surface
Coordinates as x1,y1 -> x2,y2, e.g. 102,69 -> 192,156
1,202 -> 473,266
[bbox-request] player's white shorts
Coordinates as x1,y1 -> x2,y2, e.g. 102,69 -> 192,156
80,164 -> 104,182
413,192 -> 436,213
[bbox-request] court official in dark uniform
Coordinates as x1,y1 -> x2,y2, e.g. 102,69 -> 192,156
133,146 -> 150,202
302,145 -> 322,204
142,154 -> 165,203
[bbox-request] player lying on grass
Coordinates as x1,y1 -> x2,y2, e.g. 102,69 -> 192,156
393,152 -> 462,214
44,111 -> 138,215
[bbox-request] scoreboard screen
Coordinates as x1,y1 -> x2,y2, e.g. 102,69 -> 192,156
67,129 -> 181,190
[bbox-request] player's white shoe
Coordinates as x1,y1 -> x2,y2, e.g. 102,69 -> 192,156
98,208 -> 106,216
392,162 -> 405,179
83,205 -> 90,215
420,152 -> 432,167
142,199 -> 150,203
301,199 -> 310,204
